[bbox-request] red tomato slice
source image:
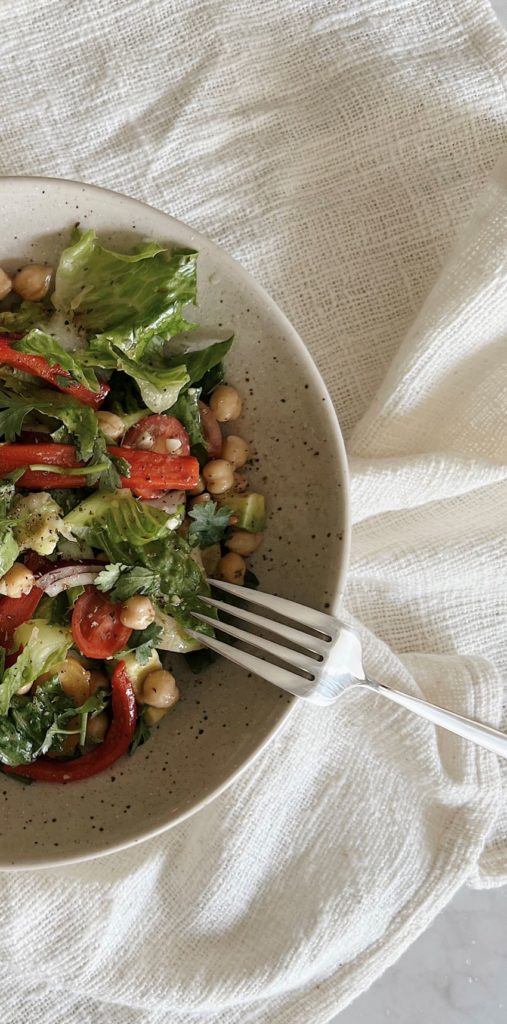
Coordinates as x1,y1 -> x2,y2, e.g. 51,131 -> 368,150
71,587 -> 132,659
124,415 -> 190,456
198,401 -> 222,457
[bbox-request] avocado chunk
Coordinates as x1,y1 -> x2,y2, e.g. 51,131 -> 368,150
63,490 -> 127,537
12,492 -> 63,555
221,493 -> 266,533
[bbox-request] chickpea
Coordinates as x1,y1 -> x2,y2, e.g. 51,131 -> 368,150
88,670 -> 110,696
209,384 -> 242,422
12,264 -> 52,301
225,530 -> 263,556
221,435 -> 249,469
57,660 -> 91,706
189,475 -> 205,496
120,596 -> 156,630
218,552 -> 246,585
0,268 -> 12,300
202,459 -> 234,495
142,669 -> 179,709
201,543 -> 221,576
96,410 -> 124,441
190,492 -> 211,508
86,712 -> 110,745
36,659 -> 91,706
0,563 -> 35,599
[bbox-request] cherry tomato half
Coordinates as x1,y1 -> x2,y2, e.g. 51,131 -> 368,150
124,415 -> 190,456
71,587 -> 132,659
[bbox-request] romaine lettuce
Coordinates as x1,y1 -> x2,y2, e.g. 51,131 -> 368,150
52,228 -> 197,335
13,328 -> 101,392
0,621 -> 72,716
0,301 -> 50,335
0,380 -> 98,460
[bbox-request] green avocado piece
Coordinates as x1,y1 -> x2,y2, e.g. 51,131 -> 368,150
221,493 -> 266,533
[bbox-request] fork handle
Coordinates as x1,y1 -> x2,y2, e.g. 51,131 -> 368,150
363,678 -> 507,759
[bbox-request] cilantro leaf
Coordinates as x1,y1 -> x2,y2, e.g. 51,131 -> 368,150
95,563 -> 161,601
188,501 -> 232,548
127,623 -> 163,665
129,709 -> 152,755
94,563 -> 125,593
0,679 -> 110,767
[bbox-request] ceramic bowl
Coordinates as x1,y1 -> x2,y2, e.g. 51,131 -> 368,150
0,176 -> 350,869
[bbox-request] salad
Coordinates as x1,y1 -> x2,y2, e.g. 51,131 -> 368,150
0,230 -> 265,782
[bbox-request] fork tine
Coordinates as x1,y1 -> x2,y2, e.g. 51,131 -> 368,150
193,612 -> 318,675
200,595 -> 330,656
186,628 -> 309,698
208,579 -> 337,637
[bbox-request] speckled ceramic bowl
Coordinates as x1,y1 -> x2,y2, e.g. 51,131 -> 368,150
0,176 -> 350,869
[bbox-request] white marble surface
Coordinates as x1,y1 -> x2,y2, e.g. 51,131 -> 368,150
331,886 -> 507,1024
330,2 -> 507,1021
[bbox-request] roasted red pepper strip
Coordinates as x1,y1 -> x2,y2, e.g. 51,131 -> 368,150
109,446 -> 200,498
0,336 -> 109,409
3,662 -> 137,783
0,444 -> 200,496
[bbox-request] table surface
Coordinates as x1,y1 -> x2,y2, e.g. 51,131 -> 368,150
330,2 -> 507,1021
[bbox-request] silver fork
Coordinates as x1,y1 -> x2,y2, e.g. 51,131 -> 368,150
187,580 -> 507,759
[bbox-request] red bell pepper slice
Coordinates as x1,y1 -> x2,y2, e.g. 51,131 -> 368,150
0,336 -> 109,409
0,587 -> 44,649
0,444 -> 200,496
3,661 -> 137,783
109,446 -> 200,497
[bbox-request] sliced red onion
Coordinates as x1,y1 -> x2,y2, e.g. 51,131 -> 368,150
37,564 -> 105,597
144,490 -> 185,514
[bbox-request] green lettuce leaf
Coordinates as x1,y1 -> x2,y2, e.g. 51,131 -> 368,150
0,679 -> 109,767
0,474 -> 21,577
0,530 -> 20,580
171,336 -> 233,385
0,381 -> 98,460
0,301 -> 50,335
13,328 -> 101,392
168,388 -> 205,447
52,228 -> 197,335
114,350 -> 189,414
79,343 -> 189,414
65,490 -> 211,634
0,621 -> 72,716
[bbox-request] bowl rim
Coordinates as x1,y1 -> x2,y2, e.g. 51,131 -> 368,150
0,174 -> 351,870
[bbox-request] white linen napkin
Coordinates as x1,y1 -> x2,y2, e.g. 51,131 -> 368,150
0,1 -> 507,1021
